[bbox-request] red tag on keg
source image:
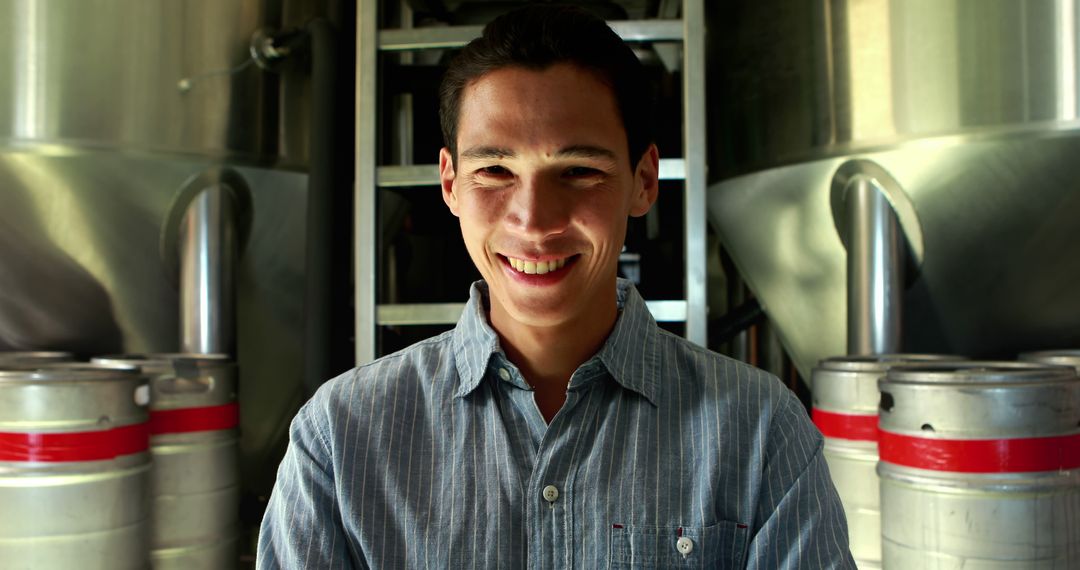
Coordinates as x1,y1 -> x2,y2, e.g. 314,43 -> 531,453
879,431 -> 1080,473
812,408 -> 879,441
0,423 -> 149,462
149,402 -> 239,435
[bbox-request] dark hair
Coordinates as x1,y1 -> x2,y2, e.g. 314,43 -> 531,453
439,4 -> 655,168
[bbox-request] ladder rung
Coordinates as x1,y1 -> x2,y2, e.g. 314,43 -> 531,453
377,300 -> 688,325
378,20 -> 683,51
376,159 -> 686,187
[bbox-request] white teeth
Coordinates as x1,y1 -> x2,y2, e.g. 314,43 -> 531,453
507,256 -> 570,275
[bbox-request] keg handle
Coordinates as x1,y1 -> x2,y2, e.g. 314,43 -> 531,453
879,391 -> 895,413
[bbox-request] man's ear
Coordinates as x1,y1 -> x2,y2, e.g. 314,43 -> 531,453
629,143 -> 660,217
439,147 -> 460,217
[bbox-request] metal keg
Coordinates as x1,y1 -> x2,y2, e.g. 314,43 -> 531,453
0,364 -> 151,569
811,354 -> 958,569
0,351 -> 74,365
95,353 -> 238,570
878,361 -> 1080,569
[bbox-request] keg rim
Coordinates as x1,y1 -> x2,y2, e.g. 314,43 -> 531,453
0,362 -> 143,382
815,353 -> 961,373
93,353 -> 232,368
0,351 -> 75,363
1019,350 -> 1080,367
884,360 -> 1076,385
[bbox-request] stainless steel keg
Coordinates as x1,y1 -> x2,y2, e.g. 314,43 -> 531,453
0,364 -> 151,569
812,354 -> 958,569
95,353 -> 238,569
878,362 -> 1080,569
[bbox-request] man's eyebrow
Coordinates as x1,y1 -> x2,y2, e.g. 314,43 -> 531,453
459,146 -> 516,160
554,145 -> 619,161
459,145 -> 619,162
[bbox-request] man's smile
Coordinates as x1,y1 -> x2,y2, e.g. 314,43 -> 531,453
498,253 -> 580,282
503,254 -> 576,274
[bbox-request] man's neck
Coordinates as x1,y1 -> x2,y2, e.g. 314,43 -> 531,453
488,287 -> 619,423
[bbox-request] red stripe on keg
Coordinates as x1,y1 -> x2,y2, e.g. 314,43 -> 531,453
149,402 -> 238,435
812,408 -> 879,441
0,423 -> 148,462
879,430 -> 1080,473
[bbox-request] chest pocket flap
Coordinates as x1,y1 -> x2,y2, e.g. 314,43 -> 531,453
609,520 -> 749,569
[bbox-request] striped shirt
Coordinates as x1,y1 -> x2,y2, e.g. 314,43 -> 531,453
258,279 -> 854,569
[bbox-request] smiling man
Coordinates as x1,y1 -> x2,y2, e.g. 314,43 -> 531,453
258,5 -> 854,569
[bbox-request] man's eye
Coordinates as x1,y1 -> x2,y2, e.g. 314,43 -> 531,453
565,166 -> 600,177
479,165 -> 510,176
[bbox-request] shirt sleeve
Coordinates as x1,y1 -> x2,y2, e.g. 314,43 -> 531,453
745,390 -> 856,569
257,400 -> 362,569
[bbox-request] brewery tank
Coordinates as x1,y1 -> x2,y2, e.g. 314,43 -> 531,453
706,0 -> 1080,378
0,0 -> 347,543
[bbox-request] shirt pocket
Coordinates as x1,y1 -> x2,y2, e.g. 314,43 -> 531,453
609,520 -> 749,569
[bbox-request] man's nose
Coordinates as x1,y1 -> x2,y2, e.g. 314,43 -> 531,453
506,174 -> 570,238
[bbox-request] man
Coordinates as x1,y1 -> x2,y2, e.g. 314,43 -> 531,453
258,5 -> 854,568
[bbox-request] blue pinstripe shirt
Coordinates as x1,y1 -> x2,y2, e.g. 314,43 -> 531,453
258,280 -> 854,568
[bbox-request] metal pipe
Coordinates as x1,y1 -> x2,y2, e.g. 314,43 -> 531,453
303,18 -> 339,395
355,0 -> 378,364
683,0 -> 708,347
845,175 -> 902,354
179,186 -> 236,354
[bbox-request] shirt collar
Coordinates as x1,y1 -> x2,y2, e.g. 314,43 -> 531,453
451,278 -> 660,405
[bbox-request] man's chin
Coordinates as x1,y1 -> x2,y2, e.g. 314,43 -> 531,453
489,288 -> 580,328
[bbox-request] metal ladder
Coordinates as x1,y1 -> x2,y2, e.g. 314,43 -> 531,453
354,0 -> 707,364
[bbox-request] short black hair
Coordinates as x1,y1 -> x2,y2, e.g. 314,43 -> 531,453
439,4 -> 655,168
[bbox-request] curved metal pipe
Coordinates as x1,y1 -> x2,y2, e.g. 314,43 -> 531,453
179,186 -> 237,354
844,175 -> 902,354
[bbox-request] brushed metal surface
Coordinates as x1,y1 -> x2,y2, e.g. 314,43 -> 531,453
880,464 -> 1080,569
706,0 -> 1080,379
0,0 -> 278,162
880,361 -> 1079,437
709,135 -> 1080,379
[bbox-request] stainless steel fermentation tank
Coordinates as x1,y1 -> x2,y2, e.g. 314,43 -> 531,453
706,0 -> 1080,377
0,0 -> 344,545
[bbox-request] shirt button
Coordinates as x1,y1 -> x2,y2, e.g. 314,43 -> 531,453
676,536 -> 694,556
542,485 -> 560,503
498,368 -> 511,381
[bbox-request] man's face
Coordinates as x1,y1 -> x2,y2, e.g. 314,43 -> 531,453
440,62 -> 658,332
